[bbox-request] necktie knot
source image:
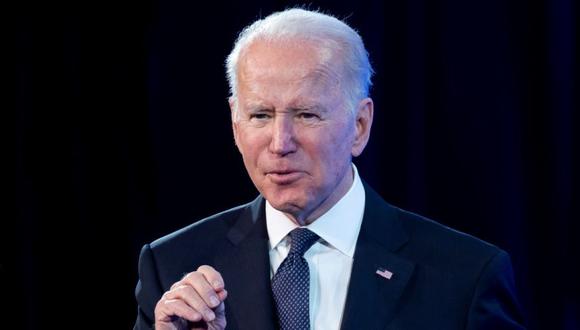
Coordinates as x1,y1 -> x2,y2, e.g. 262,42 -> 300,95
289,228 -> 319,256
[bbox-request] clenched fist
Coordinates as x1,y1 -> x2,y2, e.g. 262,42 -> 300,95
154,265 -> 227,330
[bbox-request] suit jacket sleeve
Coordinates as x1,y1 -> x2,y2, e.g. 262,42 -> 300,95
134,244 -> 163,330
466,250 -> 526,329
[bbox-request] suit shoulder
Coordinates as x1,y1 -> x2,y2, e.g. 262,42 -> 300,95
149,202 -> 251,251
394,206 -> 504,268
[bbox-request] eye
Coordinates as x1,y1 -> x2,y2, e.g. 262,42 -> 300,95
297,112 -> 320,120
249,113 -> 272,120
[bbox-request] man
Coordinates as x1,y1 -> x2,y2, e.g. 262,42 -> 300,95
134,8 -> 525,330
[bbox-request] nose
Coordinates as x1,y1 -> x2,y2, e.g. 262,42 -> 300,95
269,115 -> 297,156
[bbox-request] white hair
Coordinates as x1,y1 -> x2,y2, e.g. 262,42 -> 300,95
225,8 -> 374,116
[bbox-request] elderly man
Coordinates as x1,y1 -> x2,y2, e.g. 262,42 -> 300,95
134,8 -> 524,330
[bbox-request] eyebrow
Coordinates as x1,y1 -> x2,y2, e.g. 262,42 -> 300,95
288,104 -> 327,113
245,103 -> 273,112
245,101 -> 327,113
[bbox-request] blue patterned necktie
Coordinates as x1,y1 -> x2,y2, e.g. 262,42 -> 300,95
271,228 -> 320,330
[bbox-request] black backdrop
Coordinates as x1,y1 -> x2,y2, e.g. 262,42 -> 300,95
11,0 -> 578,329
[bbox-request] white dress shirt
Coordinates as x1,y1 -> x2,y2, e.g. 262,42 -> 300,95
266,164 -> 366,330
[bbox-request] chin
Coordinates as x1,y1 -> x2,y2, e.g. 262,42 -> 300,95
265,191 -> 306,213
268,197 -> 303,212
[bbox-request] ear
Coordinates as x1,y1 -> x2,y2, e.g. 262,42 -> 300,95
229,97 -> 240,149
351,98 -> 374,157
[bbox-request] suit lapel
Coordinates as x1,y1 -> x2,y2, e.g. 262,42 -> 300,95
214,197 -> 277,330
340,184 -> 416,330
213,184 -> 415,329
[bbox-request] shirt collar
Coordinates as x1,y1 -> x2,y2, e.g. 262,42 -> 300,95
266,164 -> 366,258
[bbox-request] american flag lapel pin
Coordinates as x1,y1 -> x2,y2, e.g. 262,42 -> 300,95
376,267 -> 393,280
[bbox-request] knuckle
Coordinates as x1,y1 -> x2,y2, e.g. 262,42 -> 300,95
183,271 -> 202,282
154,298 -> 165,312
199,265 -> 224,286
196,303 -> 210,313
197,265 -> 215,273
170,280 -> 183,290
161,290 -> 173,300
201,287 -> 217,299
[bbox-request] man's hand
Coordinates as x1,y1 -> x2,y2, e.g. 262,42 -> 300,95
154,265 -> 228,330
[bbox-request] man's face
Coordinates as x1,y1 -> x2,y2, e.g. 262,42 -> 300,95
231,39 -> 372,225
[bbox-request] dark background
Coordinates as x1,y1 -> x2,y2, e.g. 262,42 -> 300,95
11,0 -> 577,329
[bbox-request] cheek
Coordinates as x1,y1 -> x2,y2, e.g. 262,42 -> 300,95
321,123 -> 354,153
305,126 -> 353,170
238,130 -> 266,166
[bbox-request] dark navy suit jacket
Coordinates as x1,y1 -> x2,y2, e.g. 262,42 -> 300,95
134,184 -> 525,329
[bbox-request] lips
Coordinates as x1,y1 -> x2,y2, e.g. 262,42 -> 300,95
265,170 -> 304,184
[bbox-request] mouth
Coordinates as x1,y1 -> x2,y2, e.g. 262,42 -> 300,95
265,170 -> 304,185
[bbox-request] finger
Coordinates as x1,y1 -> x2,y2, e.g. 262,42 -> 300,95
155,298 -> 203,324
166,285 -> 216,322
181,272 -> 222,308
197,265 -> 225,291
191,302 -> 227,330
217,289 -> 227,301
214,297 -> 226,317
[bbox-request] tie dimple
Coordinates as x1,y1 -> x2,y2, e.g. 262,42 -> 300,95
271,228 -> 319,330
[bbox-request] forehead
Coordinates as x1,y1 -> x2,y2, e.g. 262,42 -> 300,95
238,39 -> 342,95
